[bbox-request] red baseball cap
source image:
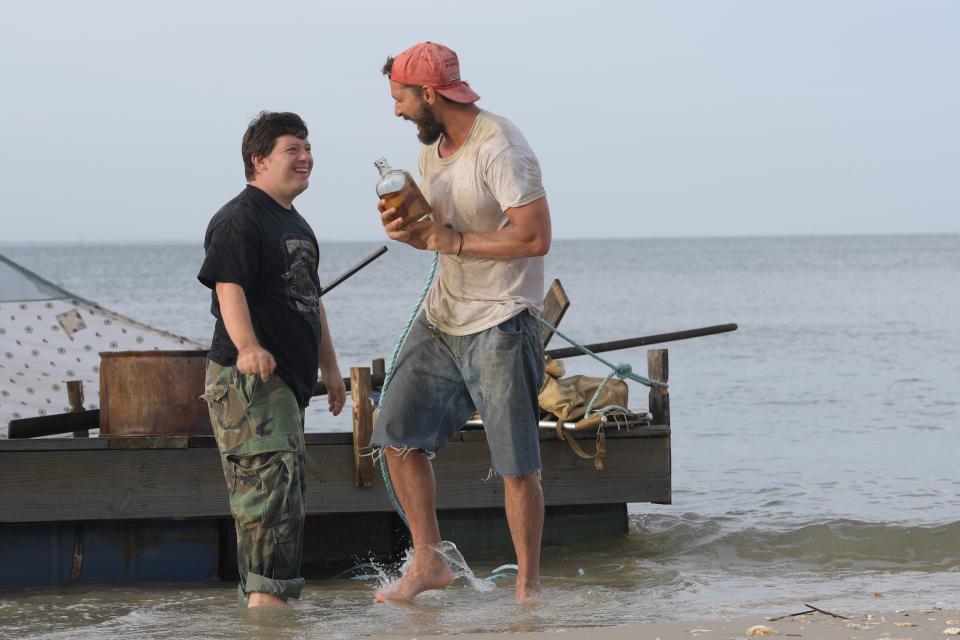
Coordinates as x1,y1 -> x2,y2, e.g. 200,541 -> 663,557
389,41 -> 480,104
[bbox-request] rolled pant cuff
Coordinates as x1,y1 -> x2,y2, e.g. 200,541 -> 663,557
243,573 -> 305,600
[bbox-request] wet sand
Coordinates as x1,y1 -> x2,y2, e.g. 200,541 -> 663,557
382,609 -> 960,640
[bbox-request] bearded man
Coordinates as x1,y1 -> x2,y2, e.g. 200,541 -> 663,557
371,42 -> 552,603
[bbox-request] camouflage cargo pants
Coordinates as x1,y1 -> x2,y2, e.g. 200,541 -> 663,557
201,360 -> 307,601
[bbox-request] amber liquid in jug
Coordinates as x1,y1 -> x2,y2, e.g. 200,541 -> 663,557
374,158 -> 432,227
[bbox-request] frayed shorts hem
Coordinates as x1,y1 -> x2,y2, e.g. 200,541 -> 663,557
368,442 -> 438,461
484,465 -> 543,480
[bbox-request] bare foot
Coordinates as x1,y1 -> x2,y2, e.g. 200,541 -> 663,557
515,580 -> 541,603
375,551 -> 454,603
248,592 -> 287,608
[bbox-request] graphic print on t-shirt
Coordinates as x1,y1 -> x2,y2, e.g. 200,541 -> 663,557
281,237 -> 320,314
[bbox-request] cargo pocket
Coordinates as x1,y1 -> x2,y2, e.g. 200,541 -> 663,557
200,383 -> 229,425
224,434 -> 302,543
200,383 -> 227,405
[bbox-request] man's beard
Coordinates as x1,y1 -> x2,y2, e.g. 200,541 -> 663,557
405,103 -> 444,145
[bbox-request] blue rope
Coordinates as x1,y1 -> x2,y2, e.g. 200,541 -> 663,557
377,252 -> 440,527
377,264 -> 667,523
533,317 -> 667,418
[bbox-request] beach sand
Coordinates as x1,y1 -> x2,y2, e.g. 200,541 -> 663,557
382,608 -> 960,640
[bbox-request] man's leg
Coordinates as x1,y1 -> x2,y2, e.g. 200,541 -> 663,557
375,447 -> 453,602
370,315 -> 475,602
202,362 -> 306,608
503,473 -> 544,600
466,311 -> 547,601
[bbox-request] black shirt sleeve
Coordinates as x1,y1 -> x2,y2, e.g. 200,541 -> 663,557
197,213 -> 260,291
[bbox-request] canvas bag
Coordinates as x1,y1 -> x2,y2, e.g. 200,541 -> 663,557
537,357 -> 629,471
538,357 -> 629,422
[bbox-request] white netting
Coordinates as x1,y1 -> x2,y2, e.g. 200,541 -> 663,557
0,254 -> 203,435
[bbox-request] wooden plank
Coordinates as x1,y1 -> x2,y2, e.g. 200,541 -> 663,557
0,448 -> 229,522
647,349 -> 670,426
429,438 -> 671,510
7,410 -> 100,439
0,438 -> 110,452
304,432 -> 353,445
0,426 -> 667,451
108,436 -> 193,450
68,380 -> 89,439
539,279 -> 570,348
538,425 -> 669,441
0,434 -> 670,522
350,367 -> 375,488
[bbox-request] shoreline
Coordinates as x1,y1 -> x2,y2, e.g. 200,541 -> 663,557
381,608 -> 960,640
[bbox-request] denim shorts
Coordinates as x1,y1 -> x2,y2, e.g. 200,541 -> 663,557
370,310 -> 545,477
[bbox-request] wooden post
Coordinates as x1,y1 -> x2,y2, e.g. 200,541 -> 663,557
371,358 -> 385,377
67,380 -> 89,438
538,279 -> 570,348
351,367 -> 375,488
647,349 -> 670,426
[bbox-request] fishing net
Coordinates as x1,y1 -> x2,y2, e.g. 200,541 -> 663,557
0,253 -> 203,435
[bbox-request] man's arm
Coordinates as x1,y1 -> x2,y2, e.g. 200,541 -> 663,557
215,282 -> 276,382
378,196 -> 551,260
317,300 -> 346,416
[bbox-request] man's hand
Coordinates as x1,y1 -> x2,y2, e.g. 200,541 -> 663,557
323,366 -> 346,416
378,200 -> 459,254
236,345 -> 276,382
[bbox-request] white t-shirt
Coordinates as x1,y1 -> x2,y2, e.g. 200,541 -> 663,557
418,110 -> 547,335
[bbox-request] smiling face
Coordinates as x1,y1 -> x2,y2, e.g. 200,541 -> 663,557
249,134 -> 313,208
390,80 -> 444,144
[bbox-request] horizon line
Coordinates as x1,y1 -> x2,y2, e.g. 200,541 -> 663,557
1,230 -> 958,248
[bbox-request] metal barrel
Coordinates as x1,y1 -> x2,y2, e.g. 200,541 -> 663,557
99,350 -> 211,436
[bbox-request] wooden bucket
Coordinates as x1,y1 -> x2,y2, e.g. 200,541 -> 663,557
99,350 -> 212,436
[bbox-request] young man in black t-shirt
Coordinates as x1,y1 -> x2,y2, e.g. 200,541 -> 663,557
198,111 -> 346,608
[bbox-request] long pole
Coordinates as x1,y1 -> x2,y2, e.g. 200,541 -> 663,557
544,323 -> 738,360
312,322 -> 738,396
320,245 -> 388,297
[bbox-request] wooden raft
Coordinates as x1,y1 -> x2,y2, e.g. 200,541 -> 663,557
0,424 -> 669,523
0,280 -> 672,525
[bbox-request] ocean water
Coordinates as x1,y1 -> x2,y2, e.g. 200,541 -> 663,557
1,235 -> 958,638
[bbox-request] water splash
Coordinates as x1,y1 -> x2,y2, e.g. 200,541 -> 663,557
432,540 -> 496,592
372,541 -> 499,595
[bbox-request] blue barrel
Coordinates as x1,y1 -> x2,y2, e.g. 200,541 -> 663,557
0,519 -> 219,587
0,523 -> 75,587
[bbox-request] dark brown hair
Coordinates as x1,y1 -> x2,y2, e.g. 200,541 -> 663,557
241,111 -> 309,180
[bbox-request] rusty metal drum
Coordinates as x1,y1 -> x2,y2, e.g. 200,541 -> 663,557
99,350 -> 211,436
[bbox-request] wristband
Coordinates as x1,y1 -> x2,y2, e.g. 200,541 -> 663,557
456,231 -> 464,256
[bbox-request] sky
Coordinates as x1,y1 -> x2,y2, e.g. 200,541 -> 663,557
1,0 -> 957,243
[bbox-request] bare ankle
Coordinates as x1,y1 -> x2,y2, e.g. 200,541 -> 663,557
515,580 -> 541,602
415,545 -> 448,567
247,592 -> 287,608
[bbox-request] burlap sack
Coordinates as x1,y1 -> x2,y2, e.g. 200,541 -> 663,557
538,355 -> 629,422
537,356 -> 627,471
538,375 -> 584,422
544,356 -> 566,379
